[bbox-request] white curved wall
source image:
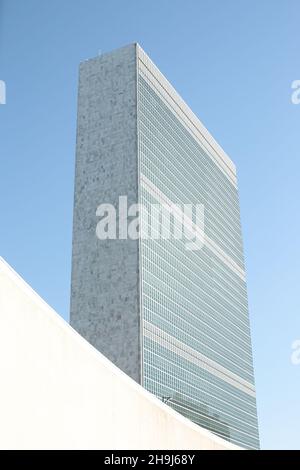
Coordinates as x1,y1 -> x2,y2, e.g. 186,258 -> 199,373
0,257 -> 239,450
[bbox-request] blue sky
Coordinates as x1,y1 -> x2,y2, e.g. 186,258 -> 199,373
0,0 -> 299,449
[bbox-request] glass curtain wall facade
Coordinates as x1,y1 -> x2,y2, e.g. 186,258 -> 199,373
137,46 -> 259,449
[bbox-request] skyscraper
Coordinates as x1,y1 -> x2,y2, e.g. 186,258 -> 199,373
70,44 -> 260,449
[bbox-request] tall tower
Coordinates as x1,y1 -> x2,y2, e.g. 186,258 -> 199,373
70,44 -> 260,449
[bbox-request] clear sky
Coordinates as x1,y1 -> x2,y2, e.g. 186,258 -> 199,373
0,0 -> 299,450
